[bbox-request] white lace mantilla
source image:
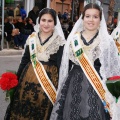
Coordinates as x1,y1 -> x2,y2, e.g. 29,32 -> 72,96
55,12 -> 120,120
69,33 -> 100,65
26,31 -> 65,62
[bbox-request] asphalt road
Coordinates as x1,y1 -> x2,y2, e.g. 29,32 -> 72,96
0,55 -> 22,120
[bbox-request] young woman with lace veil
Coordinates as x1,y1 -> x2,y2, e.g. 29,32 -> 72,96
111,21 -> 120,55
50,2 -> 120,120
4,8 -> 65,120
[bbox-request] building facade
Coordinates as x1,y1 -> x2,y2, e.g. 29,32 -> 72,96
3,0 -> 84,16
1,0 -> 120,49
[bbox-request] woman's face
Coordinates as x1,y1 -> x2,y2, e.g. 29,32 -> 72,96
39,13 -> 55,34
83,8 -> 100,31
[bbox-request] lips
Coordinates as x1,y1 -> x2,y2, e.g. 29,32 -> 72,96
43,27 -> 49,29
88,23 -> 94,26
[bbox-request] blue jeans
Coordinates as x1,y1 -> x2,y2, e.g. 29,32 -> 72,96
14,33 -> 28,47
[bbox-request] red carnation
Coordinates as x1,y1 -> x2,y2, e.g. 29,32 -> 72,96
0,72 -> 18,90
108,76 -> 120,80
106,76 -> 120,103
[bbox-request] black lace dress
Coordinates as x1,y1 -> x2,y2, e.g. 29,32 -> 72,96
4,33 -> 64,120
54,33 -> 110,120
55,59 -> 110,120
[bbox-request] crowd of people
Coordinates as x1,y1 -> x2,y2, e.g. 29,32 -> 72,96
2,1 -> 120,120
4,4 -> 77,49
4,5 -> 39,49
3,3 -> 119,50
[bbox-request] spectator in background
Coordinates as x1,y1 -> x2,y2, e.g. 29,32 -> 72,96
74,15 -> 79,23
107,20 -> 114,34
4,6 -> 9,17
14,4 -> 20,18
25,17 -> 35,31
20,6 -> 27,20
8,7 -> 14,17
28,6 -> 39,25
62,9 -> 69,20
14,16 -> 27,49
58,11 -> 62,20
62,20 -> 69,39
67,21 -> 74,35
23,17 -> 35,39
4,16 -> 15,42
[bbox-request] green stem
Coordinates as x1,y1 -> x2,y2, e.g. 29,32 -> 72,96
5,88 -> 15,102
116,98 -> 118,103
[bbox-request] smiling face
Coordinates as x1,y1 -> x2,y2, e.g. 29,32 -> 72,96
83,8 -> 100,31
39,13 -> 55,34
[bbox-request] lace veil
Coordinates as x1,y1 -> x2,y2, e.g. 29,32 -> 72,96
111,21 -> 120,40
51,1 -> 120,120
34,8 -> 65,40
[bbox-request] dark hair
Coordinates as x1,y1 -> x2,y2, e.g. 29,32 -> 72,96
82,3 -> 102,20
38,8 -> 57,25
25,17 -> 32,24
21,6 -> 24,9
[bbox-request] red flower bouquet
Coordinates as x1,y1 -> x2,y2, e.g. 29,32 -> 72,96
106,76 -> 120,103
0,72 -> 18,102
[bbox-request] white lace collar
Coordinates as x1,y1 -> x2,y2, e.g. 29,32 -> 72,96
27,31 -> 65,62
69,33 -> 100,65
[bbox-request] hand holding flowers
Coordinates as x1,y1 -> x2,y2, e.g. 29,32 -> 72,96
106,76 -> 120,103
0,72 -> 18,102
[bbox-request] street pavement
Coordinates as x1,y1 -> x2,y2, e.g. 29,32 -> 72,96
0,48 -> 24,56
0,48 -> 23,120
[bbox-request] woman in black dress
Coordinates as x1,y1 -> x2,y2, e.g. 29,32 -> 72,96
5,8 -> 65,120
50,2 -> 120,120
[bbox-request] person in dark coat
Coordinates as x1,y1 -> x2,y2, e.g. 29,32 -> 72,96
4,8 -> 65,120
28,6 -> 39,25
4,16 -> 15,42
8,7 -> 14,17
24,17 -> 34,34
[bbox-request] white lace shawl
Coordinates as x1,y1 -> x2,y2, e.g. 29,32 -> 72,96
69,34 -> 100,65
50,12 -> 120,120
111,21 -> 120,43
26,30 -> 65,62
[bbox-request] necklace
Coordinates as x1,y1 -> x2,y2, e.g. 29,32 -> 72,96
81,31 -> 99,46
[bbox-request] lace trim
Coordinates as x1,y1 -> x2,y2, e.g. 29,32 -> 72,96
69,33 -> 100,65
26,32 -> 65,62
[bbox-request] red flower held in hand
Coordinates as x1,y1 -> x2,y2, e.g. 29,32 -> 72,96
0,72 -> 18,91
106,76 -> 120,103
108,76 -> 120,80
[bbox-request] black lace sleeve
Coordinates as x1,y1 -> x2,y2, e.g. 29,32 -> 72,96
17,45 -> 30,79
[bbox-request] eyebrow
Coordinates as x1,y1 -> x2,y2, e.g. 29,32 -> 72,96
41,18 -> 53,21
85,14 -> 99,16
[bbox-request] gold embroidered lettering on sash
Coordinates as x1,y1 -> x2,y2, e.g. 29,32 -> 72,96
36,61 -> 56,104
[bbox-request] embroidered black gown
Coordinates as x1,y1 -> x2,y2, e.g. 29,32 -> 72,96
53,33 -> 110,120
4,33 -> 64,120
